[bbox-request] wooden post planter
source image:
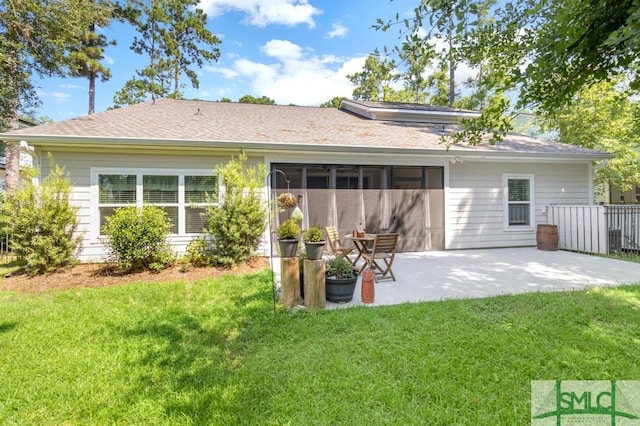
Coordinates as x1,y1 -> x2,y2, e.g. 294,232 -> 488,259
303,259 -> 325,309
280,257 -> 300,308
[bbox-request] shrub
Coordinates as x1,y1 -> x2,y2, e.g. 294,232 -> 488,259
325,256 -> 356,279
303,225 -> 324,242
102,205 -> 175,272
0,163 -> 79,275
184,236 -> 214,267
203,152 -> 267,267
278,219 -> 300,240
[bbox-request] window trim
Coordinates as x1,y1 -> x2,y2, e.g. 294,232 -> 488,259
502,174 -> 535,231
91,167 -> 217,240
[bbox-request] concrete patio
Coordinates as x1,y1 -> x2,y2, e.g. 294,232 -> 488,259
275,248 -> 640,309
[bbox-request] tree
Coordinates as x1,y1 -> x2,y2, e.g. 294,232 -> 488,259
162,0 -> 221,98
378,0 -> 640,144
67,0 -> 117,114
347,55 -> 396,101
237,95 -> 276,105
541,80 -> 640,191
0,0 -> 111,191
319,96 -> 346,108
203,152 -> 267,266
115,0 -> 220,106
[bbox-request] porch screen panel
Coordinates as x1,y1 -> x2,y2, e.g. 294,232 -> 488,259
336,189 -> 361,235
306,189 -> 332,229
425,167 -> 445,250
391,189 -> 425,251
306,166 -> 331,229
363,190 -> 384,233
361,167 -> 385,234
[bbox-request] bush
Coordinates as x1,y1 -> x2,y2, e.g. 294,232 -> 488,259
0,163 -> 79,275
278,219 -> 300,240
325,256 -> 357,279
203,152 -> 267,267
102,205 -> 175,272
184,236 -> 214,267
303,225 -> 324,242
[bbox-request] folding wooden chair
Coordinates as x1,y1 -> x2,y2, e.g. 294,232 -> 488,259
362,233 -> 398,281
324,226 -> 355,265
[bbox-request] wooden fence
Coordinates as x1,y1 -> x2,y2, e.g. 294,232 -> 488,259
546,205 -> 640,255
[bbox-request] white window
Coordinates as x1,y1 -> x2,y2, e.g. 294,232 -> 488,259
503,174 -> 534,229
93,169 -> 217,237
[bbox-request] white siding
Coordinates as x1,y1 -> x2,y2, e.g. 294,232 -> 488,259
40,149 -> 264,262
447,162 -> 590,249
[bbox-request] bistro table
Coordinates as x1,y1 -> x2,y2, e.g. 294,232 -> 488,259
344,233 -> 376,272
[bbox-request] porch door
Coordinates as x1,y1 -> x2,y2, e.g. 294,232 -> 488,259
389,167 -> 444,251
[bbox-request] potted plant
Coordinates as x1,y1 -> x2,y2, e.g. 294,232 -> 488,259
303,225 -> 326,260
325,256 -> 358,303
277,218 -> 300,257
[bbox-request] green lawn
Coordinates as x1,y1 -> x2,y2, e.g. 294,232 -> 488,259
1,268 -> 639,425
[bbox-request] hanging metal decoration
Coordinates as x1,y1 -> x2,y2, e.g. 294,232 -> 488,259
277,192 -> 297,209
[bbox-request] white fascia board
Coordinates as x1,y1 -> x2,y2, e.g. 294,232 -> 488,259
1,134 -> 611,163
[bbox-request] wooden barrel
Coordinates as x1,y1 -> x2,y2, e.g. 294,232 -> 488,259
536,224 -> 558,251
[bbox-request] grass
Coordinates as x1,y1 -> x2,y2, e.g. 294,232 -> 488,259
1,269 -> 639,424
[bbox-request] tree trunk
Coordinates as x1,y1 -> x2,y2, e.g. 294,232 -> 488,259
88,73 -> 96,114
4,53 -> 21,192
448,12 -> 455,107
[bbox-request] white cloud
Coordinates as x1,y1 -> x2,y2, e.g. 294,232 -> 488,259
206,66 -> 240,79
210,39 -> 366,105
200,0 -> 322,27
261,39 -> 303,60
51,92 -> 71,102
326,23 -> 348,38
59,84 -> 84,90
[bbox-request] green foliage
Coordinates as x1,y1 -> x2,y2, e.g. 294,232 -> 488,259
184,236 -> 214,267
303,225 -> 324,242
325,256 -> 356,279
377,0 -> 640,144
0,163 -> 79,275
541,80 -> 640,191
203,152 -> 267,267
277,219 -> 300,240
237,94 -> 276,105
115,0 -> 221,105
347,55 -> 397,101
319,96 -> 346,108
102,205 -> 175,272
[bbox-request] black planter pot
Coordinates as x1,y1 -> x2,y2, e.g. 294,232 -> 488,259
325,276 -> 358,303
304,241 -> 326,260
278,239 -> 298,258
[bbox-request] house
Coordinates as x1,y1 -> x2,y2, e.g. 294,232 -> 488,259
0,98 -> 610,261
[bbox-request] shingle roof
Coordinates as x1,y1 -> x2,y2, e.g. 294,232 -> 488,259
1,98 -> 608,159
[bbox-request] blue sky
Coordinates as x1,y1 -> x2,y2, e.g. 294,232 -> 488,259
34,0 -> 423,122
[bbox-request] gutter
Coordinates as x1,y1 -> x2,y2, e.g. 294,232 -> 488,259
0,133 -> 612,162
